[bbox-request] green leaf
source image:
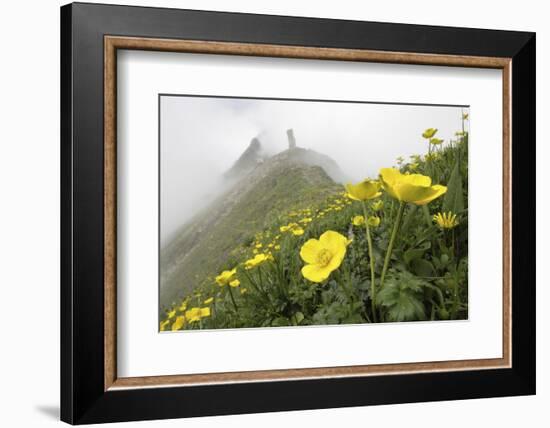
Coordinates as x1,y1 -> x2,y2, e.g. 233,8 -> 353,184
411,259 -> 435,277
404,242 -> 431,266
294,311 -> 305,324
442,160 -> 464,214
376,271 -> 427,322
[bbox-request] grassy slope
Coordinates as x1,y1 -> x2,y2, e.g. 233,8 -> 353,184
160,162 -> 341,309
161,132 -> 469,329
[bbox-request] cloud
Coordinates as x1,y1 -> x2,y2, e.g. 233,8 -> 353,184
161,96 -> 468,242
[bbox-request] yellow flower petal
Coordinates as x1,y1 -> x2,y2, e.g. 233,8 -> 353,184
215,268 -> 237,286
380,168 -> 447,205
351,215 -> 365,226
422,128 -> 438,139
367,216 -> 381,227
229,279 -> 240,287
301,264 -> 334,283
171,315 -> 185,331
345,179 -> 382,201
160,320 -> 170,331
300,239 -> 325,264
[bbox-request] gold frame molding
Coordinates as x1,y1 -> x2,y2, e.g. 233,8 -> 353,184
104,35 -> 512,391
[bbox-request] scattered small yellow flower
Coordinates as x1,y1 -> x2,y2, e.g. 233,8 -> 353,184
345,179 -> 382,201
229,279 -> 240,287
215,268 -> 237,286
244,253 -> 270,269
240,288 -> 248,294
430,138 -> 444,145
291,227 -> 304,236
351,215 -> 365,226
185,307 -> 211,323
300,230 -> 350,283
255,243 -> 263,249
367,216 -> 381,227
178,301 -> 188,312
274,244 -> 281,250
433,211 -> 459,229
204,297 -> 214,304
379,168 -> 447,205
371,200 -> 384,211
160,320 -> 170,331
167,308 -> 176,319
280,223 -> 298,232
171,315 -> 186,331
253,248 -> 259,254
422,128 -> 438,139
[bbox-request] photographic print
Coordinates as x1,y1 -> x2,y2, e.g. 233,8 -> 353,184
159,95 -> 469,331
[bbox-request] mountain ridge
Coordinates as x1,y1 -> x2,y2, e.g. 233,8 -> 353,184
160,137 -> 345,309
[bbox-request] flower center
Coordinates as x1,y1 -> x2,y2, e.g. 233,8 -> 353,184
316,249 -> 333,267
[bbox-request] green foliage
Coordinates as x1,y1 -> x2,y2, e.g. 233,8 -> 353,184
376,270 -> 427,322
442,160 -> 464,214
160,127 -> 470,330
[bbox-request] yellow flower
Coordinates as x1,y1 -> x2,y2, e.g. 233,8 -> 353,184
185,307 -> 211,323
274,244 -> 281,250
240,288 -> 248,294
433,211 -> 459,229
204,297 -> 214,304
280,223 -> 298,232
291,227 -> 305,236
351,215 -> 365,226
229,279 -> 240,288
215,268 -> 237,286
178,301 -> 188,312
171,315 -> 186,331
160,320 -> 170,331
408,162 -> 419,171
430,138 -> 444,145
422,128 -> 438,139
379,168 -> 447,205
371,200 -> 384,211
300,231 -> 350,283
253,248 -> 259,254
345,179 -> 382,201
300,217 -> 313,224
167,309 -> 176,319
244,253 -> 270,269
367,216 -> 381,227
255,243 -> 263,249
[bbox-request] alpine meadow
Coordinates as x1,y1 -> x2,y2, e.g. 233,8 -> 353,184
159,96 -> 469,332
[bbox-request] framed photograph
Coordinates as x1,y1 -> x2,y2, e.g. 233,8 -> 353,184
61,2 -> 535,424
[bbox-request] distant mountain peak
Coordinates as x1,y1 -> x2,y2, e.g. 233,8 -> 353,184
224,136 -> 266,179
224,129 -> 347,183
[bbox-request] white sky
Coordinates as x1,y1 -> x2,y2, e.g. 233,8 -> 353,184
160,96 -> 468,242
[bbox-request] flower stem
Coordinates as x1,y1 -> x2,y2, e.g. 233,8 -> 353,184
362,201 -> 377,322
380,201 -> 405,288
227,286 -> 238,312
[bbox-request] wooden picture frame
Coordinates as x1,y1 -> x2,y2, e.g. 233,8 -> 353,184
61,2 -> 535,424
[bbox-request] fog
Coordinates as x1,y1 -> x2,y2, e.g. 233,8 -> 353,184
161,96 -> 468,243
